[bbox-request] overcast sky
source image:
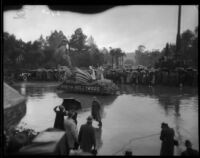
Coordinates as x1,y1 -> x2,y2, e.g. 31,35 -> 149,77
4,5 -> 198,52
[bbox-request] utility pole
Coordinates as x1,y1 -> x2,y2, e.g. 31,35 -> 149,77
175,5 -> 181,60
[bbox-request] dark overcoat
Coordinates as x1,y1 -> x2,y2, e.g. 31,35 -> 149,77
91,101 -> 101,122
53,106 -> 66,130
78,123 -> 96,153
160,127 -> 175,156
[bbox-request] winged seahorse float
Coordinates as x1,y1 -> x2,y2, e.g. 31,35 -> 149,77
56,39 -> 119,95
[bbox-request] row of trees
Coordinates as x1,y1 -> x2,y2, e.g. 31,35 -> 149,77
4,28 -> 128,71
155,27 -> 198,69
4,26 -> 198,72
133,26 -> 198,69
134,45 -> 161,67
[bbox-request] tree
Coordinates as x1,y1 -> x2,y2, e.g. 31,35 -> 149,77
22,41 -> 45,68
87,36 -> 101,67
135,45 -> 162,67
46,30 -> 67,49
164,43 -> 170,57
190,26 -> 198,68
69,28 -> 87,52
121,52 -> 126,66
109,47 -> 115,68
138,45 -> 146,53
101,47 -> 110,64
3,32 -> 26,69
45,30 -> 68,67
124,59 -> 134,66
114,48 -> 122,67
37,35 -> 47,50
135,45 -> 145,66
180,29 -> 195,60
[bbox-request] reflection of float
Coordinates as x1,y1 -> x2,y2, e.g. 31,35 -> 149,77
57,67 -> 119,95
57,93 -> 118,109
56,39 -> 119,95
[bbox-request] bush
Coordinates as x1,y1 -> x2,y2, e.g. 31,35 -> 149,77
5,126 -> 39,154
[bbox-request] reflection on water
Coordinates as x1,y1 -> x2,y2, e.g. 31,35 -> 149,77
13,82 -> 198,155
57,92 -> 118,109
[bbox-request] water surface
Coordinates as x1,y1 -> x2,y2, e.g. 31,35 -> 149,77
13,82 -> 198,155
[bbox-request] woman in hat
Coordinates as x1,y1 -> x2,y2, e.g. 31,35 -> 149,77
91,97 -> 102,127
53,105 -> 67,130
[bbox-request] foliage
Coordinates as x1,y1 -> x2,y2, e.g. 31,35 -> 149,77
4,29 -> 105,70
69,28 -> 87,52
4,27 -> 198,73
124,59 -> 134,65
134,45 -> 161,67
5,125 -> 39,154
155,26 -> 198,69
134,27 -> 198,69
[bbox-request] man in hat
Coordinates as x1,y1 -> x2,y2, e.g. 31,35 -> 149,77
181,140 -> 199,156
91,97 -> 102,127
160,122 -> 175,156
78,116 -> 96,154
64,111 -> 78,153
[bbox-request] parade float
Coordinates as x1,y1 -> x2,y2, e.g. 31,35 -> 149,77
57,66 -> 119,95
55,39 -> 119,95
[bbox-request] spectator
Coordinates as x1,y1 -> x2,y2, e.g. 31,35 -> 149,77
91,97 -> 102,127
78,116 -> 96,154
72,111 -> 78,125
181,140 -> 199,156
64,111 -> 78,153
53,105 -> 67,130
160,122 -> 175,156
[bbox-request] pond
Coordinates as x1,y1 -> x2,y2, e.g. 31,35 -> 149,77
13,82 -> 198,155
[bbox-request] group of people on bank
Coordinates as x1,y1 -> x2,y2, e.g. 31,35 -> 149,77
53,97 -> 102,155
17,69 -> 66,82
105,68 -> 198,87
53,95 -> 198,156
53,97 -> 199,156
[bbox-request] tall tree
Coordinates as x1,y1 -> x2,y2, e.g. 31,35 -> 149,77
109,47 -> 115,68
69,28 -> 87,52
101,47 -> 110,64
46,30 -> 67,49
37,35 -> 47,50
121,52 -> 126,66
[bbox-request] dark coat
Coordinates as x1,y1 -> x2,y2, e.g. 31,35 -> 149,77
160,127 -> 175,156
91,101 -> 101,122
53,106 -> 66,130
78,123 -> 96,153
181,148 -> 199,156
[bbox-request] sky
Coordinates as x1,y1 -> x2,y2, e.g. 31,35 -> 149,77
3,5 -> 198,53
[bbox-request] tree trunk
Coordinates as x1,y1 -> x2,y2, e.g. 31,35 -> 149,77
112,56 -> 113,68
116,56 -> 118,68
